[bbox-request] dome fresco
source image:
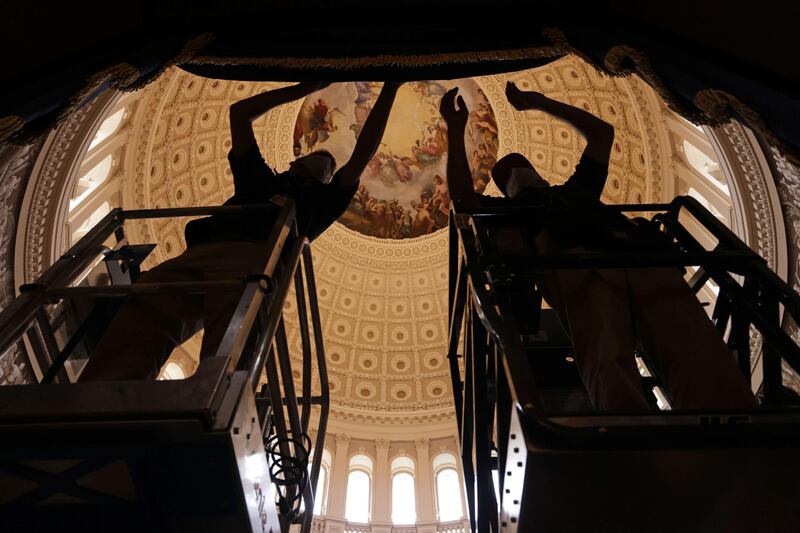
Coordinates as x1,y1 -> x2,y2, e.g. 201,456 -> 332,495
294,80 -> 498,239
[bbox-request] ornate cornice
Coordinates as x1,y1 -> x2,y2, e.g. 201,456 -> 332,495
766,148 -> 800,392
0,141 -> 43,385
713,121 -> 785,276
625,77 -> 665,203
710,122 -> 789,374
328,404 -> 455,427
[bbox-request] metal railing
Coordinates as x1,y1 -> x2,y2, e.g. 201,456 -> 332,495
447,195 -> 800,532
0,197 -> 330,533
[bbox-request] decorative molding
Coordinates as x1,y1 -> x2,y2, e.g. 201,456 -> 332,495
328,405 -> 456,428
0,141 -> 43,385
625,77 -> 665,203
710,121 -> 789,380
766,148 -> 800,392
713,121 -> 785,276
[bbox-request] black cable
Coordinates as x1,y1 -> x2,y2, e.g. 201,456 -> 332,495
264,430 -> 311,521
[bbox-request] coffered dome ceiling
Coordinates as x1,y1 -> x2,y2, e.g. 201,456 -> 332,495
120,56 -> 661,425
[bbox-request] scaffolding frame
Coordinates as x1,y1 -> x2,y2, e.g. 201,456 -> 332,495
448,195 -> 800,532
0,198 -> 329,533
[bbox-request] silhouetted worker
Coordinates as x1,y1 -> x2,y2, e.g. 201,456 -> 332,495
440,82 -> 756,410
81,81 -> 401,381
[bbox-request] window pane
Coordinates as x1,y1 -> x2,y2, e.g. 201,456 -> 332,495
158,362 -> 185,380
432,452 -> 457,471
391,456 -> 414,473
436,468 -> 463,521
313,466 -> 326,515
345,470 -> 370,522
71,202 -> 111,243
391,472 -> 416,524
682,139 -> 729,193
70,155 -> 113,211
89,108 -> 126,150
687,187 -> 726,222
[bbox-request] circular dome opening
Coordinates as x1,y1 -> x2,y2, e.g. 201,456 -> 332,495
294,80 -> 498,239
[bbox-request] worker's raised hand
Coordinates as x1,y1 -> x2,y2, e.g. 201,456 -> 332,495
505,81 -> 545,110
440,88 -> 469,131
381,80 -> 404,90
294,81 -> 332,93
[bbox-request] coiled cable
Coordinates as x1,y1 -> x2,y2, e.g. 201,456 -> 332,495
264,430 -> 311,521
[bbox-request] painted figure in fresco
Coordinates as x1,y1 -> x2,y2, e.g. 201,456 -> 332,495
410,80 -> 448,99
440,82 -> 756,411
351,81 -> 381,139
410,197 -> 436,237
293,97 -> 343,156
431,174 -> 450,209
412,121 -> 448,167
81,81 -> 402,381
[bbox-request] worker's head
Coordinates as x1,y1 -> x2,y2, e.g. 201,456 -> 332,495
491,153 -> 548,198
289,150 -> 337,185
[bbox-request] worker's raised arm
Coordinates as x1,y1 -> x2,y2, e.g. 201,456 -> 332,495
334,81 -> 402,189
505,82 -> 613,166
229,82 -> 330,157
440,88 -> 477,211
506,81 -> 613,198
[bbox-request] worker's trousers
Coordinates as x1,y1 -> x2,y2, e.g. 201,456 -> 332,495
541,267 -> 757,411
79,241 -> 269,381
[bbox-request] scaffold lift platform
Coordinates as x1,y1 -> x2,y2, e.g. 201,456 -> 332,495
0,198 -> 329,533
448,196 -> 800,532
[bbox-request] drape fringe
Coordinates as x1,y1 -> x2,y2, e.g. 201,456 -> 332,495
186,46 -> 565,70
3,33 -> 215,146
545,28 -> 799,166
4,28 -> 797,166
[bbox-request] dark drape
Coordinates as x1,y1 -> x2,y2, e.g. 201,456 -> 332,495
2,4 -> 798,164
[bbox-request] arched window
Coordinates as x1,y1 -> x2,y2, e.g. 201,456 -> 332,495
345,454 -> 373,523
391,456 -> 416,525
307,448 -> 332,516
433,453 -> 463,522
158,361 -> 186,380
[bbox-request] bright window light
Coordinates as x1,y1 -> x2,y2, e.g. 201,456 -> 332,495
688,187 -> 726,222
313,465 -> 326,515
158,361 -> 185,380
89,108 -> 126,150
436,467 -> 463,521
71,201 -> 111,243
682,140 -> 729,194
391,472 -> 416,524
345,470 -> 370,523
69,155 -> 113,211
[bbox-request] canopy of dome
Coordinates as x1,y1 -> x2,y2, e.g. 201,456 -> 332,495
120,56 -> 662,424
